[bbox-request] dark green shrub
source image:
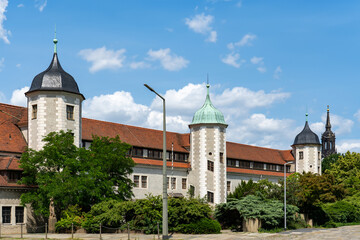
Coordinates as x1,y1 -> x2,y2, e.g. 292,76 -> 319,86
176,218 -> 221,234
323,220 -> 337,228
215,195 -> 298,230
322,201 -> 360,223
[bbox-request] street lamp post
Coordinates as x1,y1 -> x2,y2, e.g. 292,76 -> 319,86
284,161 -> 294,231
144,84 -> 168,239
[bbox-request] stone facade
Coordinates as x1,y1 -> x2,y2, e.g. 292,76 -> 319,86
27,91 -> 83,150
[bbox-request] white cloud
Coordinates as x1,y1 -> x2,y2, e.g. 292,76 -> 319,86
0,0 -> 10,44
207,31 -> 217,43
354,110 -> 360,121
250,56 -> 263,65
129,61 -> 150,69
236,0 -> 242,7
83,91 -> 150,125
35,0 -> 47,12
185,13 -> 217,43
10,86 -> 29,107
228,34 -> 256,50
17,3 -> 24,8
78,47 -> 126,73
221,52 -> 245,68
337,140 -> 360,153
16,63 -> 21,68
257,67 -> 266,73
274,66 -> 282,79
0,57 -> 4,71
147,48 -> 189,71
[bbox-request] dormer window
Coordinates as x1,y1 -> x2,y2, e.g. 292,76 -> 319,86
32,105 -> 37,119
66,105 -> 74,120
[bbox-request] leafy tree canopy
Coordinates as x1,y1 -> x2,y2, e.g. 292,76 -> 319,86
322,153 -> 341,173
19,130 -> 135,217
326,151 -> 360,193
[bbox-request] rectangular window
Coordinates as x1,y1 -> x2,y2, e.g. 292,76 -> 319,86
32,105 -> 37,119
133,147 -> 143,157
189,185 -> 195,197
227,181 -> 231,192
318,152 -> 321,160
253,162 -> 264,170
141,176 -> 147,188
171,177 -> 176,190
143,149 -> 148,158
207,191 -> 214,203
2,206 -> 11,224
133,175 -> 139,188
299,151 -> 304,160
220,152 -> 224,163
66,105 -> 74,120
15,206 -> 24,224
182,178 -> 187,189
207,160 -> 214,172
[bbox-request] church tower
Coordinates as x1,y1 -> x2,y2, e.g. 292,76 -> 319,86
188,84 -> 228,204
321,106 -> 336,158
292,114 -> 322,174
25,37 -> 85,150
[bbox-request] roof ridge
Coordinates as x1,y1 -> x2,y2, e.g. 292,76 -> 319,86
226,140 -> 286,151
0,103 -> 26,110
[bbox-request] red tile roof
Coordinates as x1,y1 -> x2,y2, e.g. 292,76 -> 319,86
227,167 -> 292,177
82,118 -> 190,152
226,141 -> 294,165
0,104 -> 27,154
0,156 -> 21,170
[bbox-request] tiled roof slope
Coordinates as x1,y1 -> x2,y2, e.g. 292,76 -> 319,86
0,156 -> 21,170
226,141 -> 294,164
82,118 -> 190,153
0,103 -> 27,153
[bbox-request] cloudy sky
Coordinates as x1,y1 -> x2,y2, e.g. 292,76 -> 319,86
0,0 -> 360,152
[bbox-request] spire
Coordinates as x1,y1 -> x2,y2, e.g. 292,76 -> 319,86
326,105 -> 331,130
53,25 -> 58,53
305,112 -> 308,122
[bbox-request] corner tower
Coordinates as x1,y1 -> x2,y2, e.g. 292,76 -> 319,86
25,37 -> 85,150
188,84 -> 228,204
321,106 -> 336,158
292,114 -> 322,174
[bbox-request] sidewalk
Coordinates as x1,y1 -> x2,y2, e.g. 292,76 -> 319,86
0,225 -> 359,240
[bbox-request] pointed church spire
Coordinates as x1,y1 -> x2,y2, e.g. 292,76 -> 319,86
326,105 -> 331,130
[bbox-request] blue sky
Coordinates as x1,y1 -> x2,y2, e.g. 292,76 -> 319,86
1,0 -> 360,152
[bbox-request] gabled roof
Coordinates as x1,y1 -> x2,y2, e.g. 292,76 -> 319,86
226,141 -> 293,165
82,118 -> 190,153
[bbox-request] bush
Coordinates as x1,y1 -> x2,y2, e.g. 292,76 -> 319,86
322,201 -> 360,223
175,218 -> 221,234
215,195 -> 298,230
55,205 -> 84,233
82,195 -> 215,234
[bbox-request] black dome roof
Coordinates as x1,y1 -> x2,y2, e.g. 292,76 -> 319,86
26,53 -> 83,97
293,121 -> 320,145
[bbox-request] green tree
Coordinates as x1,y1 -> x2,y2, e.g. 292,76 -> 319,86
322,153 -> 341,173
19,130 -> 135,217
326,151 -> 360,193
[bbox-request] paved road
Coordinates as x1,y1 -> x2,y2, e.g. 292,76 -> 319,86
1,225 -> 359,239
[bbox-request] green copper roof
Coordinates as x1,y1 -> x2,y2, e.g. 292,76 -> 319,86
190,84 -> 227,125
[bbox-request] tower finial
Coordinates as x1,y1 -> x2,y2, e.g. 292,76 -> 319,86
306,112 -> 308,122
53,25 -> 58,53
327,105 -> 329,112
206,74 -> 210,96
